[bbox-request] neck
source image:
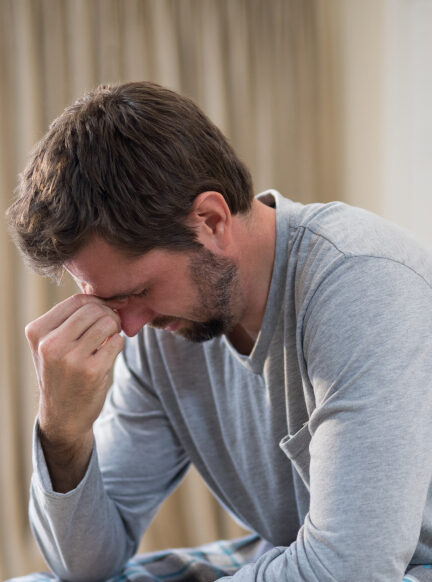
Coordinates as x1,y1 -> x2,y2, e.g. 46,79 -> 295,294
234,198 -> 276,341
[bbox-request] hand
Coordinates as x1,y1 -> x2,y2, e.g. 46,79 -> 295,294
25,294 -> 124,490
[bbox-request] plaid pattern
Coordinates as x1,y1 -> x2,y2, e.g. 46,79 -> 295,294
6,534 -> 261,582
404,564 -> 432,582
6,536 -> 432,581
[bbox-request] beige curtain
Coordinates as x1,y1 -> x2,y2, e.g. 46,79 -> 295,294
0,0 -> 340,578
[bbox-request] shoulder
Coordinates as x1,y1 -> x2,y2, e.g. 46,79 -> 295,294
285,197 -> 432,279
268,194 -> 432,305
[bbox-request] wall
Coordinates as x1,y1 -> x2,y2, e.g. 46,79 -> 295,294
337,0 -> 432,248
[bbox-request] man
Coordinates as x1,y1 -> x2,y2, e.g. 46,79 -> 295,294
7,82 -> 432,581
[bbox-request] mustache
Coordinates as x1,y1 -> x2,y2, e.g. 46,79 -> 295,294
148,315 -> 180,329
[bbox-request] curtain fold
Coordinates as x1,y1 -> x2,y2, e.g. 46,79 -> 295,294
0,1 -> 340,577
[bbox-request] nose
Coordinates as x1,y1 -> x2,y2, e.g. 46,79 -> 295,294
118,306 -> 155,337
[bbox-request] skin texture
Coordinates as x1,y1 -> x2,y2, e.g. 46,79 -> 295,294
148,247 -> 239,343
26,294 -> 124,491
70,244 -> 242,343
26,192 -> 276,492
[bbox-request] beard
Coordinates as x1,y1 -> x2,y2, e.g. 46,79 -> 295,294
149,247 -> 239,342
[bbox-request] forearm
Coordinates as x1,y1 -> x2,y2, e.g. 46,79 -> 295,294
37,423 -> 94,493
30,422 -> 138,581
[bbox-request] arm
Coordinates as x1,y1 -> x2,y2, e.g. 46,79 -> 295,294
217,258 -> 432,580
26,294 -> 123,493
28,296 -> 189,581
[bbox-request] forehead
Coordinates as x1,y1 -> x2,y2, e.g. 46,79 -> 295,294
65,236 -> 180,297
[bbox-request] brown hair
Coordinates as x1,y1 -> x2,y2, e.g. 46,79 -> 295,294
7,82 -> 253,280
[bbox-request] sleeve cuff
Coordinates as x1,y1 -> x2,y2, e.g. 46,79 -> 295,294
32,417 -> 97,496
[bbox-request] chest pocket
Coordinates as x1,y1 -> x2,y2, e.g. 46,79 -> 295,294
279,422 -> 311,490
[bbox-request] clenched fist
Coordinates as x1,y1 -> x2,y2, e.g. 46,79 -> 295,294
25,293 -> 124,492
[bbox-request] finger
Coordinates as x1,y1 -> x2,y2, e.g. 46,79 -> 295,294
76,312 -> 122,355
26,294 -> 106,345
58,302 -> 120,344
92,332 -> 124,369
38,305 -> 120,363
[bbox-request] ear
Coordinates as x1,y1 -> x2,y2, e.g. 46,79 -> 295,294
187,192 -> 232,250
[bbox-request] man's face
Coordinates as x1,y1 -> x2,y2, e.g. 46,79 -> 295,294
148,247 -> 238,342
66,237 -> 241,340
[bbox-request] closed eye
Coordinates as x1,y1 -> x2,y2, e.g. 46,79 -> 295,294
100,287 -> 150,307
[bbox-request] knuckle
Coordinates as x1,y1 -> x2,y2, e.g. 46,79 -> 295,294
108,333 -> 124,353
89,312 -> 120,338
38,335 -> 56,359
71,293 -> 101,313
100,313 -> 119,331
81,302 -> 103,319
101,303 -> 120,320
82,302 -> 115,323
70,293 -> 87,311
25,321 -> 37,344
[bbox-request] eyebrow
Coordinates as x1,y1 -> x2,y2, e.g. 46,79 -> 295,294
97,286 -> 146,302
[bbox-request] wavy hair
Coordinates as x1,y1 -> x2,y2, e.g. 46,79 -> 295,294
7,82 -> 253,280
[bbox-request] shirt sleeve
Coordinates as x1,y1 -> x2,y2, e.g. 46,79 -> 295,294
29,332 -> 190,582
216,256 -> 432,581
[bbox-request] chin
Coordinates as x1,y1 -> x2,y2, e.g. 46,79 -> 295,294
177,318 -> 231,343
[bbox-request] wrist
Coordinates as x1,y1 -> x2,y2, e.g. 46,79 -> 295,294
38,419 -> 92,450
37,423 -> 94,492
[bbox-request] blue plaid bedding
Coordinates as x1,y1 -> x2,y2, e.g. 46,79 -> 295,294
404,564 -> 432,582
5,534 -> 261,582
5,534 -> 432,581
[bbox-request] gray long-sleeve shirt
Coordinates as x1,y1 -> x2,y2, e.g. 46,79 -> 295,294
30,191 -> 432,581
